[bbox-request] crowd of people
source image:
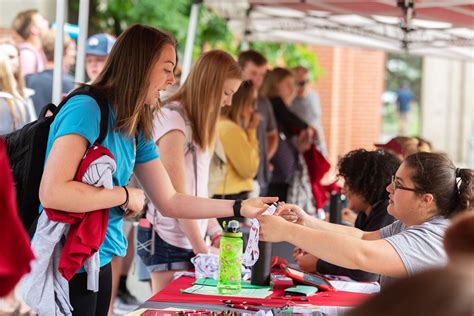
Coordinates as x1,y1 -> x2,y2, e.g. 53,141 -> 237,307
0,9 -> 472,316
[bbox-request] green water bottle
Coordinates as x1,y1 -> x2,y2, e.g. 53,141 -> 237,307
217,220 -> 243,294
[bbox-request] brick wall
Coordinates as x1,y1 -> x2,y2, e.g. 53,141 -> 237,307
310,46 -> 386,167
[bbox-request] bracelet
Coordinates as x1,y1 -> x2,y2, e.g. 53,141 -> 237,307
120,186 -> 129,211
233,200 -> 243,218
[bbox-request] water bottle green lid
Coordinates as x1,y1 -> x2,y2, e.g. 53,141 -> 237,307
224,220 -> 242,237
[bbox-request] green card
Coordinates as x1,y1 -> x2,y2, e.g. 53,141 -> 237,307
182,285 -> 273,298
284,285 -> 318,296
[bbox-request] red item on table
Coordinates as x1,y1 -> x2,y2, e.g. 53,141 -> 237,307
0,139 -> 35,296
148,276 -> 371,308
43,144 -> 114,281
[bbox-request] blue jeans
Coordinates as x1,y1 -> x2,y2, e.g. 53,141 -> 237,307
136,226 -> 194,272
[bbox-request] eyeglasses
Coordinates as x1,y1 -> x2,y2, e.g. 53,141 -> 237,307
296,79 -> 309,87
391,175 -> 419,192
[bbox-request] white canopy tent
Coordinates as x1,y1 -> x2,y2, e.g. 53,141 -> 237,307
52,0 -> 474,101
204,0 -> 474,60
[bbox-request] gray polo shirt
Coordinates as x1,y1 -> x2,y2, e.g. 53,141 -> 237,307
379,216 -> 450,287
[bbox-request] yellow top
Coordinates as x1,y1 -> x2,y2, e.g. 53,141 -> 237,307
214,118 -> 259,195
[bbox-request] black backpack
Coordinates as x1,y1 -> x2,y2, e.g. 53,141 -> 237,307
2,85 -> 109,235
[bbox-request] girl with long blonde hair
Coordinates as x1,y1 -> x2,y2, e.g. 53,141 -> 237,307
138,50 -> 243,292
0,38 -> 26,96
0,38 -> 37,121
0,52 -> 28,134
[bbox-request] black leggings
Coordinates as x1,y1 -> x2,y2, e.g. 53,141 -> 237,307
69,263 -> 112,316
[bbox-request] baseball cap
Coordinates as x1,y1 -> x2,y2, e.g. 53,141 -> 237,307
86,33 -> 116,56
375,138 -> 404,157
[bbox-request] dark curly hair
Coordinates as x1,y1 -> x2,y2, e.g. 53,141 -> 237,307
338,149 -> 401,205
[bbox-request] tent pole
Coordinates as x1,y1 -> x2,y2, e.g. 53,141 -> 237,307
75,0 -> 90,85
52,0 -> 66,104
181,0 -> 202,85
240,5 -> 253,51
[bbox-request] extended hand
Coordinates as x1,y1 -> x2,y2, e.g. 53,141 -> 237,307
275,202 -> 309,226
257,213 -> 290,243
295,252 -> 318,273
241,197 -> 279,218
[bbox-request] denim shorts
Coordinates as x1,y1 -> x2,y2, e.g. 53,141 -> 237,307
136,225 -> 194,273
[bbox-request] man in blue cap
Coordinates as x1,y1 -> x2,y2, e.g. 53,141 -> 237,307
85,33 -> 115,82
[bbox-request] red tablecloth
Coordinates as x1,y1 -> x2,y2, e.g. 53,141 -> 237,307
148,276 -> 371,308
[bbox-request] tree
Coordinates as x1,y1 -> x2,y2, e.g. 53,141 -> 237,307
68,0 -> 323,76
249,42 -> 324,80
385,53 -> 422,99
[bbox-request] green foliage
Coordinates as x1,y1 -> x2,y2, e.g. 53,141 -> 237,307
70,0 -> 324,75
383,53 -> 422,136
385,53 -> 422,99
248,42 -> 324,80
91,0 -> 231,59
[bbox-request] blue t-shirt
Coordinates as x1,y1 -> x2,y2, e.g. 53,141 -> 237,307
396,88 -> 414,113
42,94 -> 159,267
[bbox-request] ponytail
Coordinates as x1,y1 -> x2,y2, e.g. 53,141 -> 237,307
455,168 -> 474,213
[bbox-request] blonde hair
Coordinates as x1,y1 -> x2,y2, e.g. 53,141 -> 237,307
261,67 -> 293,98
0,52 -> 25,129
167,50 -> 242,150
0,38 -> 26,97
42,29 -> 72,61
92,24 -> 176,140
221,80 -> 255,129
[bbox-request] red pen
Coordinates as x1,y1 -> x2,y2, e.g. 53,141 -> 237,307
225,304 -> 260,312
270,296 -> 309,302
221,299 -> 263,306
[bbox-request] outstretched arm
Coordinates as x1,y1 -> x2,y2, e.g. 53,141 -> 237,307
258,214 -> 406,278
277,203 -> 380,240
134,158 -> 278,219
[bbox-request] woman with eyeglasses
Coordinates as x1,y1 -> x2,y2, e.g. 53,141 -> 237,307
258,152 -> 473,288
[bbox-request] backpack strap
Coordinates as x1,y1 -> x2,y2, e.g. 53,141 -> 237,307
55,85 -> 109,144
163,103 -> 198,196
